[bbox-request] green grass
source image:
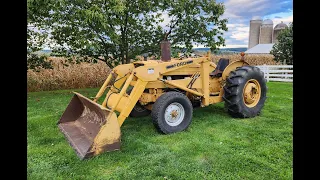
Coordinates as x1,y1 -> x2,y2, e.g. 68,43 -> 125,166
27,82 -> 293,180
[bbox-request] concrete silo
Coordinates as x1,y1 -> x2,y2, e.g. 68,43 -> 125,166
248,17 -> 262,49
259,19 -> 273,44
273,21 -> 288,43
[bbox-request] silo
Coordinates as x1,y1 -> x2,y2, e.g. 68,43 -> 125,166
248,17 -> 262,49
259,19 -> 273,44
273,21 -> 288,43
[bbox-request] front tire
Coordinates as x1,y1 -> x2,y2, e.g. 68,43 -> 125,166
151,91 -> 193,134
223,66 -> 267,118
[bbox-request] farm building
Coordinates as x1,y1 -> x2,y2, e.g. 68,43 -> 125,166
246,18 -> 288,54
245,44 -> 274,54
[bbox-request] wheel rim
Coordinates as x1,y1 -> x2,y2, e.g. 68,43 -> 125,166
242,79 -> 261,108
164,102 -> 185,126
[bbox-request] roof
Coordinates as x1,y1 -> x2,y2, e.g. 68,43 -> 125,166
245,44 -> 274,54
274,22 -> 288,30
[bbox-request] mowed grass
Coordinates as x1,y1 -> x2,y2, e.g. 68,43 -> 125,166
27,82 -> 292,179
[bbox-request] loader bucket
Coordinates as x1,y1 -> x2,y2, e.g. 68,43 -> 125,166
58,92 -> 121,159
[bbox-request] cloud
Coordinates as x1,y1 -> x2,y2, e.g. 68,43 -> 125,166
218,0 -> 292,47
223,23 -> 249,46
221,0 -> 292,24
263,11 -> 293,27
230,27 -> 249,41
227,24 -> 249,37
272,15 -> 293,27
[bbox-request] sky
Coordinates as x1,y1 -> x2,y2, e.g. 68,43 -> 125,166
216,0 -> 292,48
220,0 -> 293,48
159,0 -> 293,49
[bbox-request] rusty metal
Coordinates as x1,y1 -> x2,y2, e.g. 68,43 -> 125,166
240,52 -> 245,61
160,40 -> 171,62
58,92 -> 120,159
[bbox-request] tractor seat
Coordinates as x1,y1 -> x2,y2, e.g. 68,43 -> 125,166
209,58 -> 230,77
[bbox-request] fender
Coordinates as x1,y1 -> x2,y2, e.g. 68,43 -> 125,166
222,60 -> 249,80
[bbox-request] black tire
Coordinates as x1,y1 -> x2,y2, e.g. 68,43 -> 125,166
126,87 -> 151,117
223,66 -> 267,118
151,91 -> 193,134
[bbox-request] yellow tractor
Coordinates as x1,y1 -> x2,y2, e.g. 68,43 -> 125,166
58,50 -> 267,159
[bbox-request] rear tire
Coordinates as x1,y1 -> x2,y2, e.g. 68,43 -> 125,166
127,87 -> 151,117
223,66 -> 267,118
151,91 -> 193,134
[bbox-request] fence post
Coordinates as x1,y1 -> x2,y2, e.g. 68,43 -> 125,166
265,64 -> 269,82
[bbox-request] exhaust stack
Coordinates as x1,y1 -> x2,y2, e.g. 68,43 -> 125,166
160,40 -> 171,62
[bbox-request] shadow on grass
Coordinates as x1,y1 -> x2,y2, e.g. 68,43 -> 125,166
122,103 -> 231,134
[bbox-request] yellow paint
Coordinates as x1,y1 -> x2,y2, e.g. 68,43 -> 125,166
101,73 -> 128,107
110,73 -> 134,113
243,79 -> 261,107
209,77 -> 222,93
113,64 -> 134,76
201,61 -> 210,106
92,111 -> 121,155
222,61 -> 249,80
117,79 -> 148,126
106,93 -> 130,112
161,79 -> 204,97
93,73 -> 113,102
134,57 -> 207,82
139,93 -> 155,103
209,96 -> 223,104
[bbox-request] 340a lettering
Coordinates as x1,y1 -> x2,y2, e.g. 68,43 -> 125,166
166,60 -> 193,69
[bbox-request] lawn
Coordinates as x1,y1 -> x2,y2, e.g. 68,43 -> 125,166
27,82 -> 293,179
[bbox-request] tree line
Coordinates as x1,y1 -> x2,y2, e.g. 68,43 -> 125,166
27,0 -> 228,70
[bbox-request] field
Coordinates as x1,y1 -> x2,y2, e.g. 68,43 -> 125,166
27,82 -> 293,179
27,54 -> 278,92
27,57 -> 111,92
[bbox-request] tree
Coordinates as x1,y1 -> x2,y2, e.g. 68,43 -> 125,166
30,0 -> 228,68
41,0 -> 165,68
27,0 -> 55,71
162,0 -> 228,52
270,22 -> 293,65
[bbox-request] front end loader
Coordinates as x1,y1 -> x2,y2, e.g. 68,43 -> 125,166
58,52 -> 267,159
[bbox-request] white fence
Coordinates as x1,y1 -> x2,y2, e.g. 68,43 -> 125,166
256,65 -> 293,82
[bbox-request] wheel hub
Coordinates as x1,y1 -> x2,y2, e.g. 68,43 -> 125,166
165,102 -> 185,126
243,79 -> 261,107
171,110 -> 178,118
